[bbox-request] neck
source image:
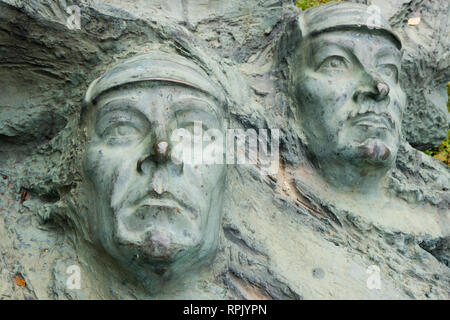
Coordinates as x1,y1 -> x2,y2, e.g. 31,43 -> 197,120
129,252 -> 216,296
74,237 -> 217,298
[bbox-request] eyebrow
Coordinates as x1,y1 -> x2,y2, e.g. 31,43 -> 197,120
308,40 -> 359,70
96,97 -> 142,120
171,96 -> 222,122
375,47 -> 401,63
310,40 -> 355,60
95,94 -> 223,131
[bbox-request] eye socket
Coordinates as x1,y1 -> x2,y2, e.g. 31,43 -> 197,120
317,55 -> 350,74
102,123 -> 141,146
378,64 -> 398,82
182,121 -> 208,133
183,122 -> 212,144
177,120 -> 222,150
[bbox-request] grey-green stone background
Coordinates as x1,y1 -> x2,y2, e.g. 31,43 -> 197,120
0,0 -> 449,299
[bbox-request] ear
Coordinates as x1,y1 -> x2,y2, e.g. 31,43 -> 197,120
80,77 -> 100,124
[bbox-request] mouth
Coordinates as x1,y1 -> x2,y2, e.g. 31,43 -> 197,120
134,190 -> 194,211
133,194 -> 199,222
351,114 -> 392,131
139,198 -> 183,211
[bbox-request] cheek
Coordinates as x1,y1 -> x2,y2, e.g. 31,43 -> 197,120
183,164 -> 225,205
296,74 -> 355,139
295,76 -> 324,113
391,88 -> 406,119
83,144 -> 131,200
386,87 -> 406,136
296,74 -> 353,118
186,164 -> 224,188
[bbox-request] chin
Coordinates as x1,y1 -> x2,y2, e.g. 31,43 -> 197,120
114,228 -> 202,264
145,232 -> 201,260
333,136 -> 397,167
355,138 -> 397,166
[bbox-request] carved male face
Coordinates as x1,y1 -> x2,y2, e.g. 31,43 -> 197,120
293,30 -> 406,168
81,55 -> 226,275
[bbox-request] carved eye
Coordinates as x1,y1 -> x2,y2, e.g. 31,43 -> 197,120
378,64 -> 398,82
103,123 -> 141,145
317,56 -> 349,74
179,121 -> 220,150
184,121 -> 208,138
116,124 -> 138,137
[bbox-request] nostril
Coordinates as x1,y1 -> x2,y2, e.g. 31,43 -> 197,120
137,140 -> 171,174
137,157 -> 145,173
353,90 -> 362,103
354,82 -> 390,103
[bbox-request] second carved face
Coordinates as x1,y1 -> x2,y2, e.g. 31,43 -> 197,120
292,30 -> 406,169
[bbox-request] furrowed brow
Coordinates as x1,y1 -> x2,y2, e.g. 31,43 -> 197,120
171,96 -> 222,122
375,47 -> 401,65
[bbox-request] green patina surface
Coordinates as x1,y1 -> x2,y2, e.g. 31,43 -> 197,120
296,1 -> 449,166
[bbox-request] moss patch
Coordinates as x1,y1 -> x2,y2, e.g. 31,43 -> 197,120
424,82 -> 450,166
295,0 -> 341,10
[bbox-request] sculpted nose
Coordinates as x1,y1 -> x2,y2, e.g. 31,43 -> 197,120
136,139 -> 171,173
153,140 -> 170,164
136,139 -> 171,195
375,82 -> 390,101
353,72 -> 390,103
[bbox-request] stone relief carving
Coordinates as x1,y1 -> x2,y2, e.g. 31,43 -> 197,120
80,52 -> 228,293
276,3 -> 448,239
288,2 -> 405,193
0,0 -> 448,300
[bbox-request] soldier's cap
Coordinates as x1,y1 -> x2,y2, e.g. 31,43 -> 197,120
298,2 -> 402,49
84,51 -> 225,107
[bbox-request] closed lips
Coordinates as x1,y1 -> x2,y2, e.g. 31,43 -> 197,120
352,114 -> 392,130
139,198 -> 182,210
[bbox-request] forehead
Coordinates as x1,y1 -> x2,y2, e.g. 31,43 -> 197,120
306,30 -> 401,59
93,83 -> 223,120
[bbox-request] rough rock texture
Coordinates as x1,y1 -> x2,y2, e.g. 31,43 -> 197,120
0,0 -> 449,299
